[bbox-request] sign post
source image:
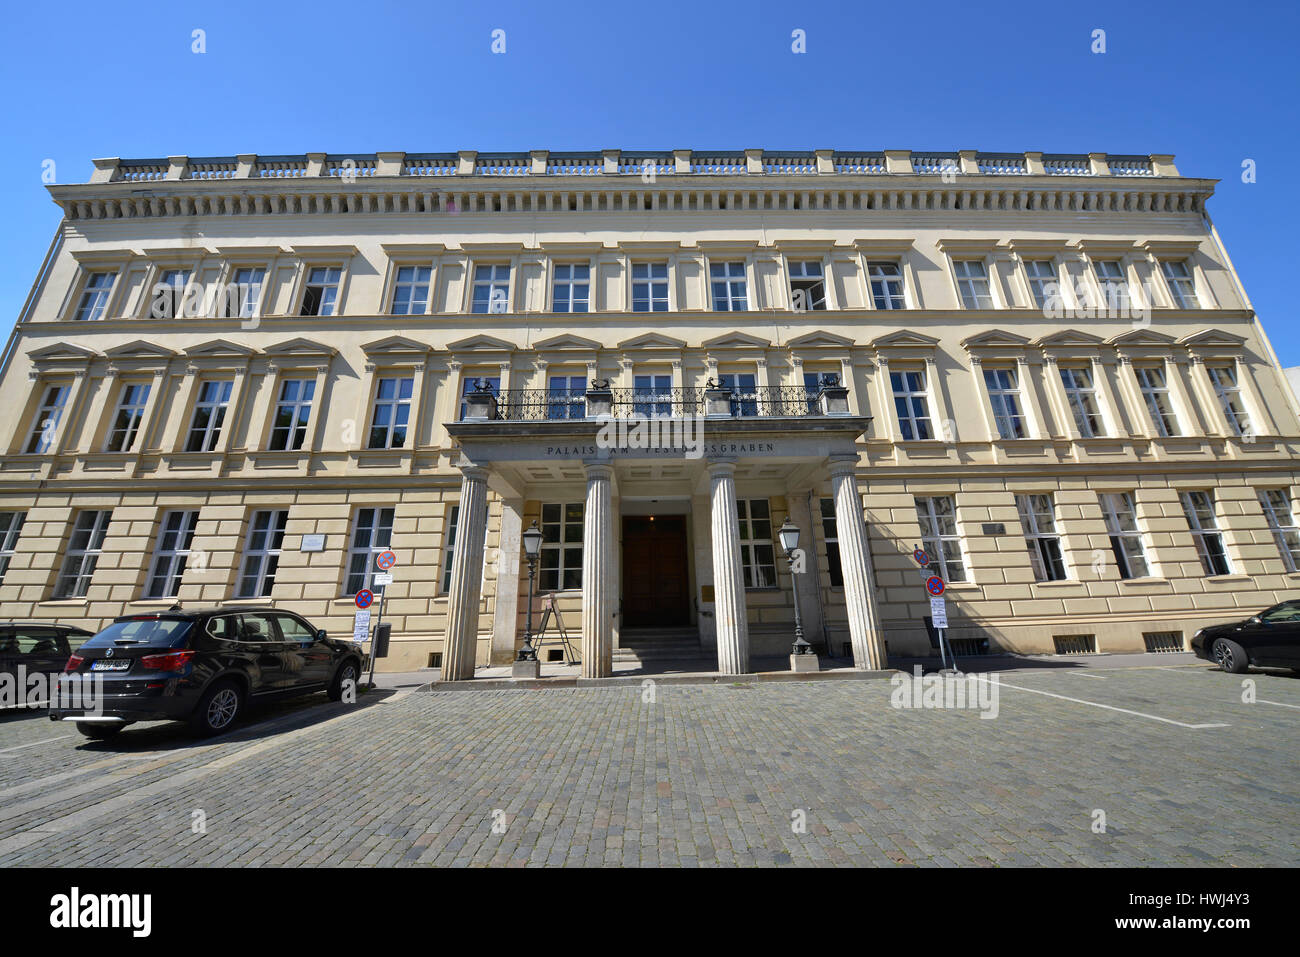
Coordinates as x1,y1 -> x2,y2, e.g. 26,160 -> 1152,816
914,544 -> 957,671
367,551 -> 398,686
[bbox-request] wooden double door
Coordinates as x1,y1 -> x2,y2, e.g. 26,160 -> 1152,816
621,515 -> 691,628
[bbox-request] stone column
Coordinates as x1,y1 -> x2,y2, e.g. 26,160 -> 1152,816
441,465 -> 489,680
489,497 -> 524,665
709,460 -> 750,674
828,455 -> 887,670
581,463 -> 614,678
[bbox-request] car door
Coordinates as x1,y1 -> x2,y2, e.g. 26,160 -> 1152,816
271,613 -> 332,687
232,613 -> 290,694
0,626 -> 16,684
1255,600 -> 1300,666
13,626 -> 66,679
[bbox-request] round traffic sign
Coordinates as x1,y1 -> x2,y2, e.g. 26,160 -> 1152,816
912,548 -> 930,567
355,589 -> 374,609
925,576 -> 946,597
375,550 -> 397,571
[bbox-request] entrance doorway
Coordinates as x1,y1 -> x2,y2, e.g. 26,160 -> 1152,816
621,515 -> 691,628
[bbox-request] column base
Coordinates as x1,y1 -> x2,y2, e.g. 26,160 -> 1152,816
789,653 -> 821,673
511,659 -> 541,679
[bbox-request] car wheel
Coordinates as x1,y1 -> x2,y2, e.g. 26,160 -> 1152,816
190,680 -> 243,736
328,659 -> 360,702
1212,638 -> 1249,674
76,723 -> 123,741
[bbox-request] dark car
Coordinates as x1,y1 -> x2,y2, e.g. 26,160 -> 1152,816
1191,600 -> 1300,673
50,607 -> 363,739
1,622 -> 95,707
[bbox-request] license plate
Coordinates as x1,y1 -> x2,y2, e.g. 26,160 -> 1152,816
91,659 -> 131,671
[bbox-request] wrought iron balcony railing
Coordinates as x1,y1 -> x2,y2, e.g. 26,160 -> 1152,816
484,386 -> 825,421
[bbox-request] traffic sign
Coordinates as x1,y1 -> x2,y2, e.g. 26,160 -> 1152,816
930,596 -> 948,629
354,589 -> 374,609
375,550 -> 397,570
353,609 -> 371,642
373,572 -> 393,587
912,548 -> 930,567
925,576 -> 946,597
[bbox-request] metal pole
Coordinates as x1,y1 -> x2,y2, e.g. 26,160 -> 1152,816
367,589 -> 383,687
519,555 -> 537,661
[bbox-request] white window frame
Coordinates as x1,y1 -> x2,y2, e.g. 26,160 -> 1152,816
818,498 -> 843,587
1024,259 -> 1058,310
367,375 -> 414,449
73,272 -> 116,321
630,262 -> 669,312
390,265 -> 432,316
788,260 -> 827,312
1092,259 -> 1130,309
104,381 -> 151,453
1181,490 -> 1232,576
236,509 -> 288,598
1059,365 -> 1104,438
1257,489 -> 1300,573
268,378 -> 316,452
185,379 -> 234,453
709,261 -> 749,312
954,259 -> 993,309
0,511 -> 25,586
552,263 -> 591,313
1206,364 -> 1249,436
1099,492 -> 1151,580
890,369 -> 933,441
1135,365 -> 1180,437
224,266 -> 267,319
1160,260 -> 1200,309
868,261 -> 906,310
736,498 -> 777,589
345,507 -> 394,596
458,374 -> 501,420
471,263 -> 512,314
915,496 -> 967,583
25,384 -> 70,454
300,266 -> 343,317
540,502 -> 584,592
144,509 -> 200,599
984,368 -> 1027,440
53,510 -> 113,599
1016,493 -> 1067,582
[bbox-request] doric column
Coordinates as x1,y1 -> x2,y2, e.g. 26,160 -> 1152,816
441,465 -> 489,680
581,462 -> 614,677
489,497 -> 524,665
709,460 -> 750,674
828,455 -> 886,670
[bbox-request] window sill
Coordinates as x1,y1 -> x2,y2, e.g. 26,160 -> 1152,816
127,599 -> 182,607
1029,579 -> 1077,588
1117,577 -> 1170,586
39,599 -> 89,608
1205,574 -> 1252,583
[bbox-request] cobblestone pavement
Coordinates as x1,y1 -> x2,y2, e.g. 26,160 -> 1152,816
0,663 -> 1296,866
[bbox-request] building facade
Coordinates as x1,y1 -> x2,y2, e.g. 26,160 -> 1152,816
1,147 -> 1297,676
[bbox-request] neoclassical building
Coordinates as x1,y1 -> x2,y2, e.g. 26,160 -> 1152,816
1,147 -> 1296,676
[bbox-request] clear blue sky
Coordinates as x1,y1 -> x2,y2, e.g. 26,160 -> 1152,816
1,1 -> 1296,358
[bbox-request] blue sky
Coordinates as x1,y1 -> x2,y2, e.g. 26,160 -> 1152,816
1,1 -> 1296,358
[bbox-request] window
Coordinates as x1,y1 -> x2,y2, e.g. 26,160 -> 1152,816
471,264 -> 511,313
144,509 -> 199,598
345,507 -> 394,595
954,260 -> 993,309
631,263 -> 668,312
104,382 -> 151,453
224,267 -> 266,319
788,261 -> 826,311
439,503 -> 491,594
547,375 -> 586,420
368,376 -> 414,449
1059,366 -> 1104,437
390,266 -> 431,315
552,264 -> 590,313
540,503 -> 583,591
1024,260 -> 1058,309
632,374 -> 673,417
868,262 -> 905,310
1136,366 -> 1179,437
53,510 -> 112,599
983,368 -> 1026,439
890,370 -> 933,440
710,262 -> 748,311
914,496 -> 967,583
0,511 -> 25,585
718,372 -> 758,417
458,376 -> 500,420
736,498 -> 776,588
185,379 -> 233,452
300,266 -> 341,316
25,385 -> 70,453
1092,260 -> 1129,307
1161,260 -> 1199,308
1181,491 -> 1231,576
150,268 -> 191,319
268,379 -> 316,451
237,509 -> 288,598
1099,492 -> 1150,579
1206,364 -> 1249,436
818,498 -> 843,587
1257,489 -> 1300,572
1016,494 -> 1067,582
74,272 -> 115,321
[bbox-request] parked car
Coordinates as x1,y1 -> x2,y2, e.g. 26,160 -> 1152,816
1191,600 -> 1300,673
1,622 -> 95,707
50,607 -> 363,739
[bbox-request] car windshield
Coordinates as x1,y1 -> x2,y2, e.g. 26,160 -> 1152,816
1260,602 -> 1300,623
80,617 -> 193,648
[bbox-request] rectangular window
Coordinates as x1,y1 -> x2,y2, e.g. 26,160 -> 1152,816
1059,366 -> 1104,437
1093,260 -> 1129,307
237,509 -> 288,598
868,261 -> 905,310
345,507 -> 394,596
632,373 -> 673,417
552,264 -> 590,313
954,260 -> 993,309
144,509 -> 199,598
368,376 -> 414,449
710,261 -> 748,311
390,265 -> 431,315
459,376 -> 500,420
1099,492 -> 1150,580
300,266 -> 342,317
631,263 -> 668,312
185,379 -> 234,452
53,510 -> 112,599
984,368 -> 1026,439
224,267 -> 266,319
890,370 -> 933,440
1257,489 -> 1300,572
25,385 -> 70,453
0,511 -> 25,585
736,498 -> 776,589
915,496 -> 967,583
788,261 -> 826,312
1161,260 -> 1199,308
1181,491 -> 1231,576
74,272 -> 115,321
150,268 -> 192,319
104,383 -> 151,453
268,378 -> 316,451
718,372 -> 758,417
1206,364 -> 1249,436
471,264 -> 511,313
1024,259 -> 1058,309
540,503 -> 583,591
818,498 -> 843,587
547,375 -> 586,420
1016,493 -> 1067,582
1136,366 -> 1179,437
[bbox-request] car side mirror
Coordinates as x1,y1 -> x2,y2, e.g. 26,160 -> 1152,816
1250,616 -> 1265,626
316,629 -> 328,641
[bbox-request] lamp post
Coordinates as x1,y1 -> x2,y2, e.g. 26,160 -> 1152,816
518,520 -> 543,663
778,518 -> 814,659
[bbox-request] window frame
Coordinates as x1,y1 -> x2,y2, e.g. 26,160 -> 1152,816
0,511 -> 25,586
1160,259 -> 1200,309
470,263 -> 513,314
367,375 -> 415,449
953,259 -> 993,309
787,259 -> 827,312
1023,259 -> 1059,310
818,498 -> 844,587
1099,492 -> 1151,580
267,377 -> 317,452
1135,364 -> 1180,437
236,509 -> 289,598
1205,363 -> 1249,436
25,383 -> 71,454
344,507 -> 395,596
185,378 -> 235,453
709,260 -> 749,312
983,367 -> 1027,440
104,381 -> 152,453
736,498 -> 777,589
551,262 -> 591,313
914,495 -> 967,583
539,502 -> 584,592
389,264 -> 433,316
1181,490 -> 1232,577
53,510 -> 113,600
73,271 -> 117,322
299,265 -> 343,317
630,261 -> 669,312
867,261 -> 906,310
890,368 -> 934,441
1015,493 -> 1068,582
143,509 -> 200,599
1257,489 -> 1300,573
1059,365 -> 1104,438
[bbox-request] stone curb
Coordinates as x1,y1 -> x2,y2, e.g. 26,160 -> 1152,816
419,668 -> 900,693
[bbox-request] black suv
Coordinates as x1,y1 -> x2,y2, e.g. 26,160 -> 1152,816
1,622 -> 95,707
50,607 -> 363,739
1191,600 -> 1300,673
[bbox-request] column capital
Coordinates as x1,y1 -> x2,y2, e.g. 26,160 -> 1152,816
827,453 -> 860,477
582,461 -> 614,480
706,458 -> 737,475
458,464 -> 489,483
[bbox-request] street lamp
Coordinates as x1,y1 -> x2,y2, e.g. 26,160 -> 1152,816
777,518 -> 813,657
518,520 -> 544,662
